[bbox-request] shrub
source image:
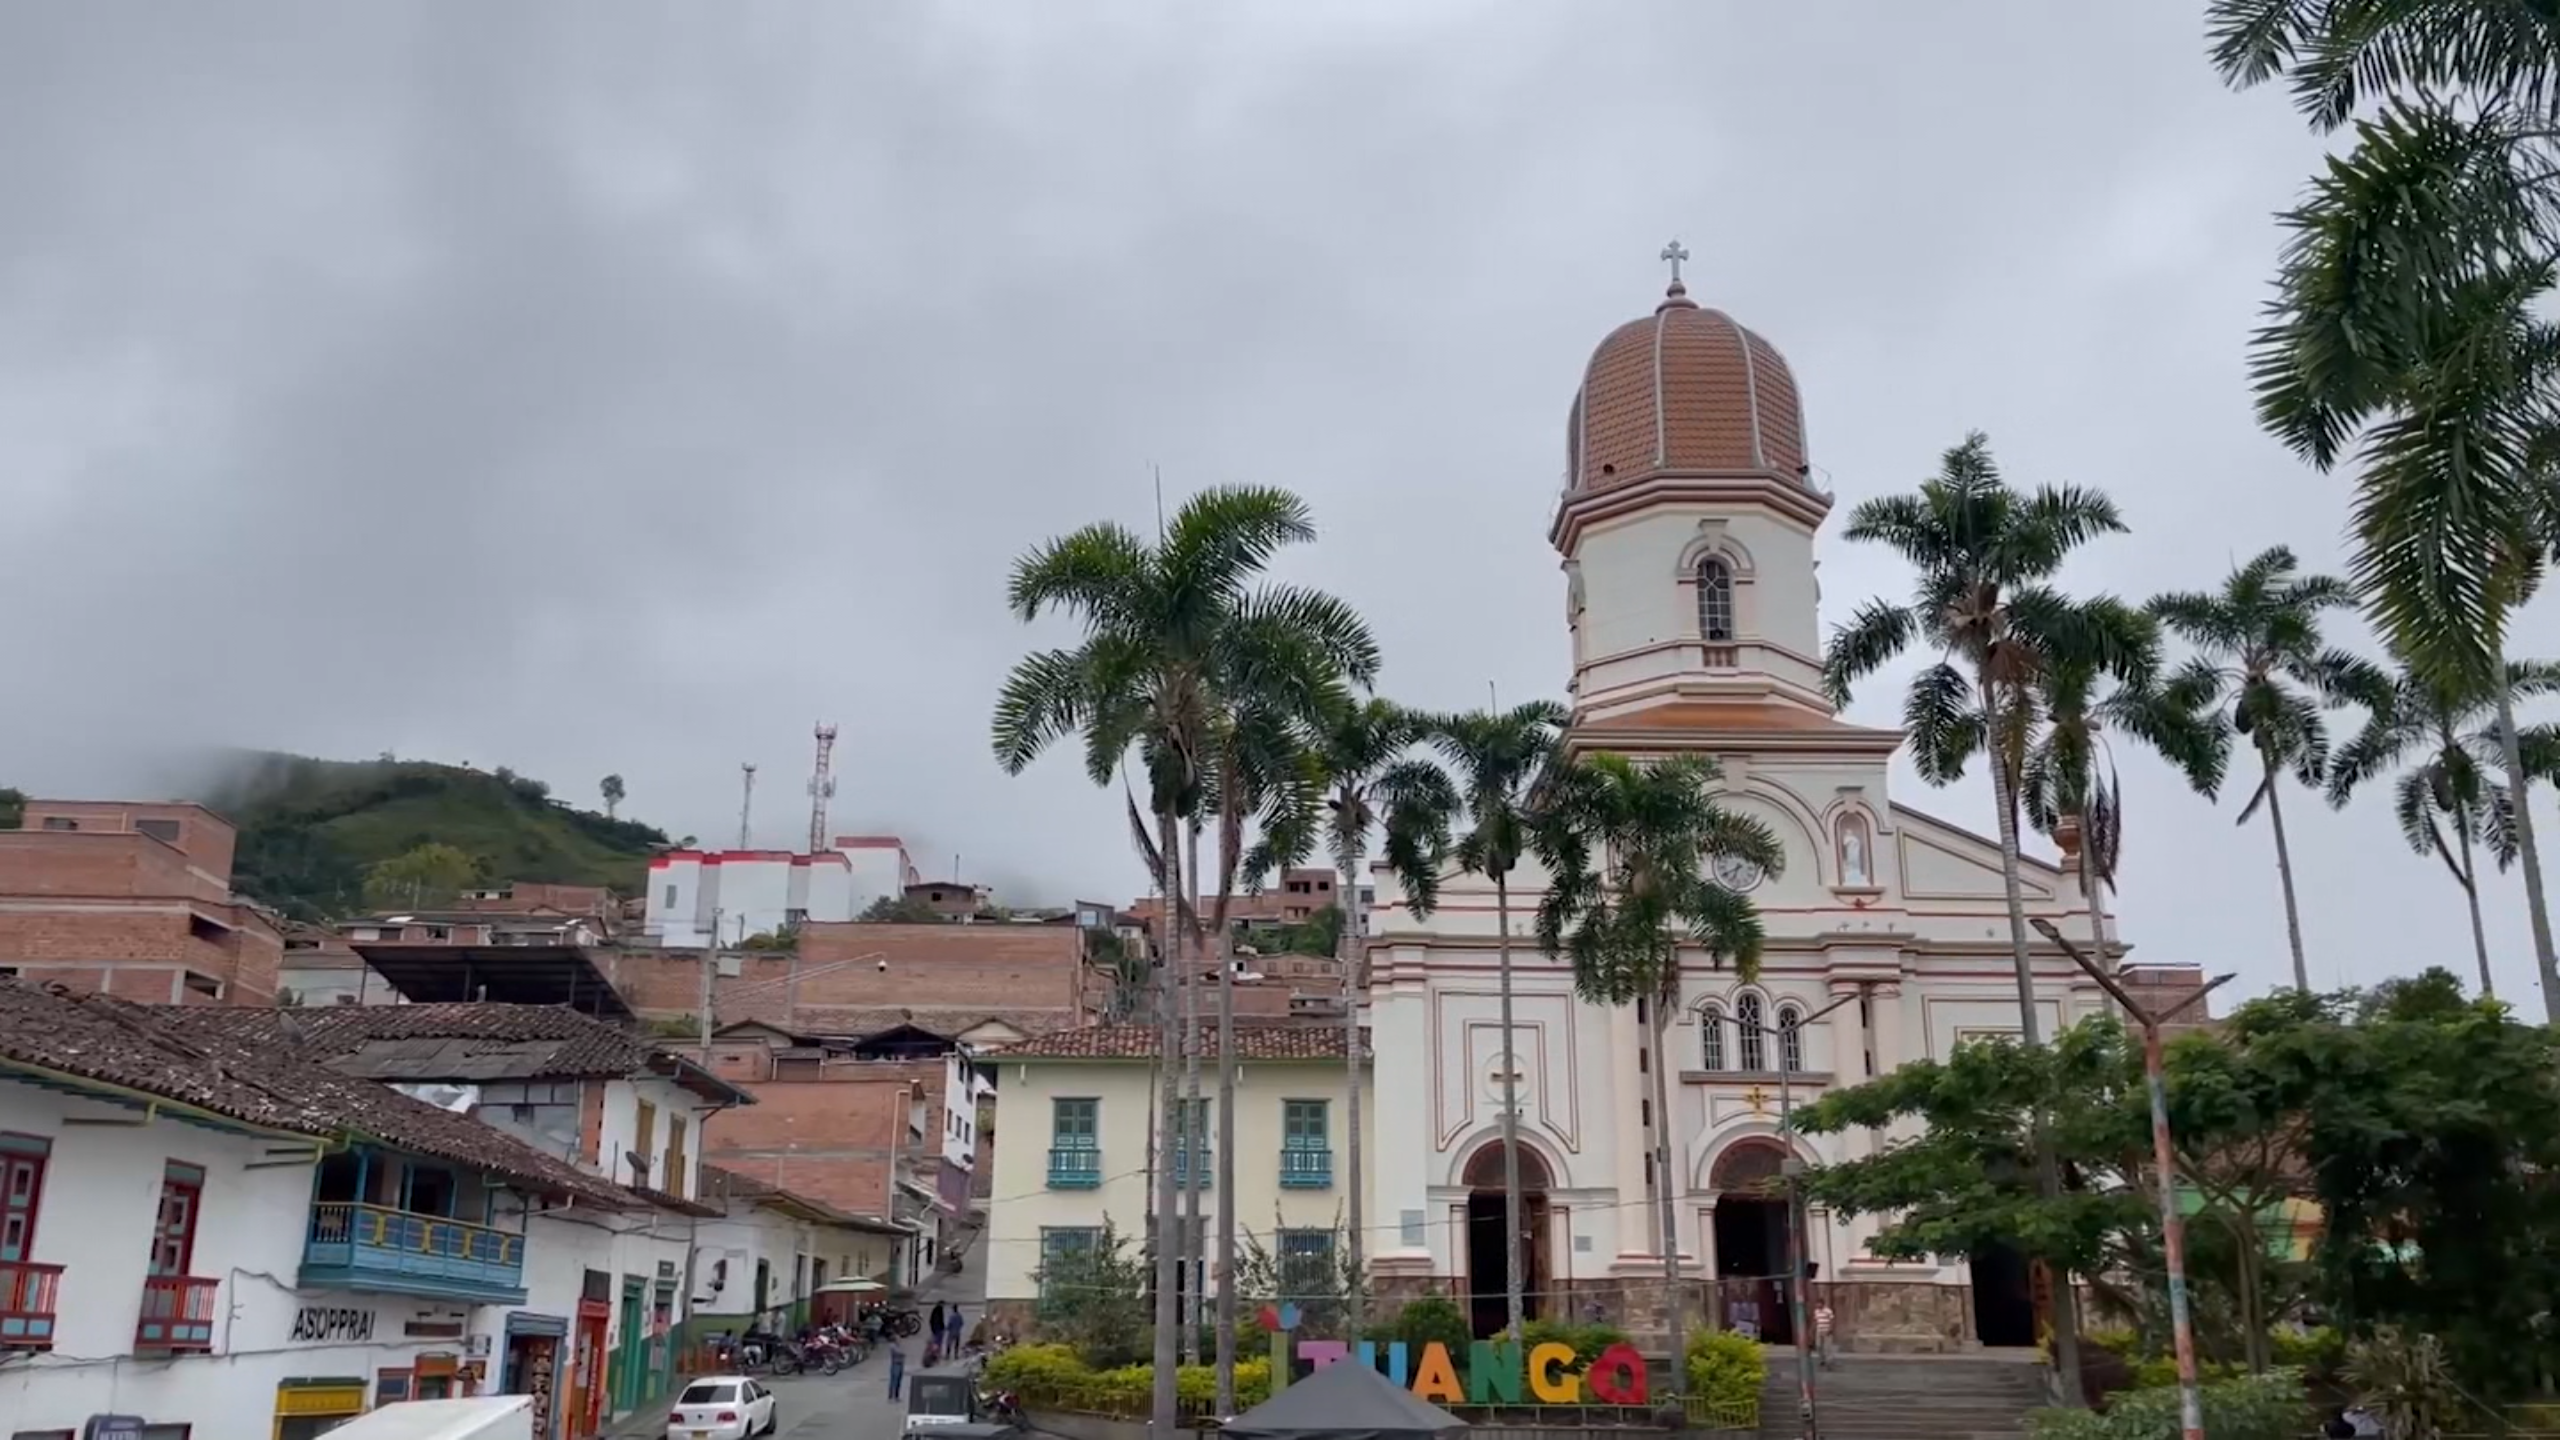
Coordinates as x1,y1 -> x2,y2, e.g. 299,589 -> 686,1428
2270,1325 -> 2344,1377
1522,1317 -> 1632,1367
2023,1369 -> 2310,1440
1685,1328 -> 1767,1413
2128,1356 -> 2242,1390
1362,1297 -> 1473,1356
983,1343 -> 1087,1395
989,1345 -> 1274,1419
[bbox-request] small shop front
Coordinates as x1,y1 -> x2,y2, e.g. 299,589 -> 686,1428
270,1378 -> 368,1440
500,1312 -> 567,1440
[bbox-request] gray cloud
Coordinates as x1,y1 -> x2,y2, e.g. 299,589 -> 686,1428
2,3 -> 2550,1005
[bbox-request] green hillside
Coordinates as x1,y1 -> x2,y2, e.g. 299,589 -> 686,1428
198,753 -> 670,922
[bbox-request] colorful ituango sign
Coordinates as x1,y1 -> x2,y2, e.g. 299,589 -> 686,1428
1255,1304 -> 1648,1406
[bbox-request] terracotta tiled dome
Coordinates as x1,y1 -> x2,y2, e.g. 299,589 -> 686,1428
1565,280 -> 1808,491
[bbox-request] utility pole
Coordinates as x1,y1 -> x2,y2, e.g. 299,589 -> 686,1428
700,907 -> 723,1050
2035,919 -> 2233,1440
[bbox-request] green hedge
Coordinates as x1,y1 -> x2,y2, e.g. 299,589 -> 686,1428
1685,1329 -> 1767,1414
982,1343 -> 1273,1418
2023,1370 -> 2311,1440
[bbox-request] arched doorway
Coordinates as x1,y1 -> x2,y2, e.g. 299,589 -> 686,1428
1709,1140 -> 1796,1345
1969,1241 -> 2036,1347
1461,1141 -> 1550,1337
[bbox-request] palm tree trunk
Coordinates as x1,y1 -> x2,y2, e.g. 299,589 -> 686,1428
1495,871 -> 1525,1342
2455,819 -> 2496,998
2493,686 -> 2560,1023
1182,826 -> 1205,1368
2258,747 -> 2313,995
1649,989 -> 1686,1391
1339,839 -> 1367,1332
1149,810 -> 1185,1433
2081,833 -> 2108,982
1214,889 -> 1238,1412
1985,719 -> 2085,1407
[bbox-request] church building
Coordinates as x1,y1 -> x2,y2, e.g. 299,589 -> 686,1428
1362,262 -> 2130,1352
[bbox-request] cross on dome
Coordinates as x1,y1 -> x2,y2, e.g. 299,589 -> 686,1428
1659,238 -> 1690,286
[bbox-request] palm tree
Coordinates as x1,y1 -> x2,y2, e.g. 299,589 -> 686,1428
2326,658 -> 2560,996
1395,700 -> 1569,1341
1202,704 -> 1329,1408
1533,751 -> 1781,1388
2019,643 -> 2231,969
2211,1 -> 2560,1021
991,486 -> 1378,1429
2147,546 -> 2386,993
1307,698 -> 1453,1332
1821,431 -> 2151,1400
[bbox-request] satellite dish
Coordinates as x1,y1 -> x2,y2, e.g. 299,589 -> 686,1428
626,1149 -> 652,1182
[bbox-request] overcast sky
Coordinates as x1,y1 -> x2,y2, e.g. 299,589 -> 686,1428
4,2 -> 2552,1006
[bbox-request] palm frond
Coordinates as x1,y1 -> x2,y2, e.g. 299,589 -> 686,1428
1822,600 -> 1918,708
1905,661 -> 1984,785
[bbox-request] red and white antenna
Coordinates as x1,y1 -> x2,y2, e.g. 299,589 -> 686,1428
807,723 -> 838,855
737,763 -> 757,850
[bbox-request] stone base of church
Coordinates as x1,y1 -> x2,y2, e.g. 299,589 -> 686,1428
985,1278 -> 1981,1355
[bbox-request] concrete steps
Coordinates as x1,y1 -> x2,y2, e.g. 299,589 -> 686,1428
1756,1353 -> 2049,1440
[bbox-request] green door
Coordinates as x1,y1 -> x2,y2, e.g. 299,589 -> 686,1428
615,1276 -> 645,1412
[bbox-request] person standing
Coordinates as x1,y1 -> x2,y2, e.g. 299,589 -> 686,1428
945,1305 -> 966,1355
887,1337 -> 907,1401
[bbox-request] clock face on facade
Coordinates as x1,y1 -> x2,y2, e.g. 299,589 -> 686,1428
1712,852 -> 1765,893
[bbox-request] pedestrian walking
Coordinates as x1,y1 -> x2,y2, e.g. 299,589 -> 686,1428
1813,1300 -> 1836,1369
945,1305 -> 966,1354
887,1337 -> 907,1401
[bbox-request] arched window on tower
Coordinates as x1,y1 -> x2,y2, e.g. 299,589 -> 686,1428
1777,1003 -> 1804,1073
1699,1002 -> 1726,1071
1736,992 -> 1766,1071
1696,557 -> 1735,642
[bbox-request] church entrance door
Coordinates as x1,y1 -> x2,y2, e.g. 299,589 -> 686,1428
1709,1139 -> 1797,1346
1460,1141 -> 1549,1338
1969,1240 -> 2036,1347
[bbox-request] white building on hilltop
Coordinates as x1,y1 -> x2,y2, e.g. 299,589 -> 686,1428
1363,267 -> 2188,1353
645,836 -> 923,948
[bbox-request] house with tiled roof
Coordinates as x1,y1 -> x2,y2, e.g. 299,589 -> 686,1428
689,1166 -> 909,1333
975,1023 -> 1369,1337
0,979 -> 719,1440
145,1001 -> 757,1437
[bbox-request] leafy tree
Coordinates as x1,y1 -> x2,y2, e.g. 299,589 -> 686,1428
1032,1219 -> 1154,1368
2211,3 -> 2560,1021
1393,700 -> 1568,1340
1797,1020 -> 2152,1335
0,788 -> 22,829
2020,641 -> 2229,966
600,774 -> 625,819
1821,431 -> 2151,1393
1534,751 -> 1781,1387
363,841 -> 481,910
2148,546 -> 2386,993
1233,1208 -> 1364,1339
857,894 -> 949,924
992,485 -> 1377,1426
1304,696 -> 1449,1328
2223,972 -> 2560,1398
2325,658 -> 2560,995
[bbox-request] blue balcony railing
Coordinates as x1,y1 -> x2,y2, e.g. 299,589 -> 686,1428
302,1202 -> 526,1303
1278,1146 -> 1334,1189
1047,1147 -> 1103,1189
1172,1145 -> 1212,1190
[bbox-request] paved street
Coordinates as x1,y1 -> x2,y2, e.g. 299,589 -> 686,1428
637,1241 -> 990,1440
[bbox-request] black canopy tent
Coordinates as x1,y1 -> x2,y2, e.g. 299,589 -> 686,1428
1221,1359 -> 1469,1440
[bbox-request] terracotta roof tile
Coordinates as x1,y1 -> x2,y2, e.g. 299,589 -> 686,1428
981,1023 -> 1367,1061
157,1001 -> 750,1103
1571,292 -> 1810,491
0,980 -> 631,1207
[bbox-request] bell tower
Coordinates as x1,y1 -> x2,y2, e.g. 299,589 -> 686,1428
1553,248 -> 1835,724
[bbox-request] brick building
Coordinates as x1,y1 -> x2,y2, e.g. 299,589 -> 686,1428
0,799 -> 284,1004
601,920 -> 1095,1040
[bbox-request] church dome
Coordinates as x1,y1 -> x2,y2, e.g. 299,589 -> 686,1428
1565,278 -> 1809,492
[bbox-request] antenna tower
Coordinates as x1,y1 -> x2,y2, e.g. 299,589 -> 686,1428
736,764 -> 757,850
807,723 -> 838,855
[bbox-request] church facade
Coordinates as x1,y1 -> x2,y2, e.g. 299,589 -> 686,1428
1362,268 -> 2122,1352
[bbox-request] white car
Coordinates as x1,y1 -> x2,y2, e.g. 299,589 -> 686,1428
666,1377 -> 778,1440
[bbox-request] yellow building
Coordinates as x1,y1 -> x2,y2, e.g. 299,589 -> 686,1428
979,1023 -> 1373,1328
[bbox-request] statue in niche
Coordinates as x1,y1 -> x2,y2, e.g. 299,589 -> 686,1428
1838,819 -> 1871,887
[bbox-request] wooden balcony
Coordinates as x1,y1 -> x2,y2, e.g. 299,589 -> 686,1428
136,1273 -> 217,1350
0,1259 -> 62,1349
302,1202 -> 527,1304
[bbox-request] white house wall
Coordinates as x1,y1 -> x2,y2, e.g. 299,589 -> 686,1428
984,1059 -> 1374,1306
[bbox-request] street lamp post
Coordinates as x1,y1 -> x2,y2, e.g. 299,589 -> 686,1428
2031,918 -> 2232,1440
1694,987 -> 1862,1440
